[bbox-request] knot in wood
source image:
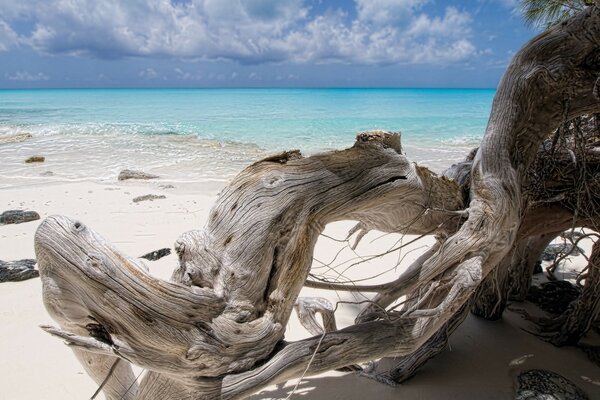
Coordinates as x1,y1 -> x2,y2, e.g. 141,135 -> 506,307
355,130 -> 402,153
71,220 -> 85,233
85,322 -> 113,345
86,253 -> 103,269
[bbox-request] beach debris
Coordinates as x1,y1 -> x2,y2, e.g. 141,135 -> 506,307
541,243 -> 583,262
140,248 -> 171,261
527,281 -> 580,315
581,376 -> 600,387
25,155 -> 45,163
0,259 -> 39,282
0,132 -> 32,145
0,209 -> 40,225
133,194 -> 166,203
509,354 -> 534,367
514,369 -> 589,400
118,169 -> 159,181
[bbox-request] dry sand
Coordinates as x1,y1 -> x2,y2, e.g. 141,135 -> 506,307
1,179 -> 599,399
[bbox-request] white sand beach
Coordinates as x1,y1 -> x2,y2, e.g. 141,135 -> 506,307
1,177 -> 599,399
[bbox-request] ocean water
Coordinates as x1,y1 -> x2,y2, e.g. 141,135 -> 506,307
0,88 -> 494,188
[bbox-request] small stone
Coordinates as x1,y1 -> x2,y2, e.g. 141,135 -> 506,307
25,156 -> 45,163
118,169 -> 159,181
159,184 -> 175,189
0,210 -> 40,225
133,194 -> 166,203
0,259 -> 39,282
140,248 -> 171,261
515,369 -> 588,400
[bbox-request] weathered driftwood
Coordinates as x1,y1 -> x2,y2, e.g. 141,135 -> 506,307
531,240 -> 600,346
35,6 -> 600,400
361,303 -> 470,385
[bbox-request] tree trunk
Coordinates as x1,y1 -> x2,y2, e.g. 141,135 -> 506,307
508,233 -> 557,301
361,303 -> 470,385
471,252 -> 514,320
35,6 -> 600,399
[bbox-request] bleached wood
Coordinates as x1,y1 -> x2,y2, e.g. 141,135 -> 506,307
35,6 -> 600,399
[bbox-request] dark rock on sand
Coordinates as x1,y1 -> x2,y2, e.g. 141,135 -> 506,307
0,259 -> 39,282
159,184 -> 175,189
0,210 -> 40,225
133,194 -> 166,203
541,243 -> 583,262
527,281 -> 580,315
118,169 -> 159,181
515,369 -> 588,400
25,156 -> 45,163
140,248 -> 171,261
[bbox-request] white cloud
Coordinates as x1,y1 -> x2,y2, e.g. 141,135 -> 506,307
0,19 -> 18,51
0,0 -> 477,65
6,71 -> 49,81
139,68 -> 158,79
174,67 -> 202,80
273,6 -> 474,64
356,0 -> 428,25
407,7 -> 472,38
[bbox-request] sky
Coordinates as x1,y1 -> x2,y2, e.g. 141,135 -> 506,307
0,0 -> 538,89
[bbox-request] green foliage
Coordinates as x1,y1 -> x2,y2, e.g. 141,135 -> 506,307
519,0 -> 594,29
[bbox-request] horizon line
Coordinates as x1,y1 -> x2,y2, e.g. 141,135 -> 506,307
0,86 -> 497,91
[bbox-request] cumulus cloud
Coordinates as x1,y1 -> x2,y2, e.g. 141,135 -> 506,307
0,0 -> 476,65
356,0 -> 428,25
0,19 -> 18,51
6,71 -> 49,81
139,68 -> 159,79
174,67 -> 202,80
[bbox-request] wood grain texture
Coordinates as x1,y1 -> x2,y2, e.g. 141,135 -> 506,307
35,6 -> 600,399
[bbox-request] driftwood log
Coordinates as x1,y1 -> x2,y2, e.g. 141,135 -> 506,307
35,5 -> 600,399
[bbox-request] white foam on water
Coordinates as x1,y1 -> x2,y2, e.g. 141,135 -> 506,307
0,125 -> 270,189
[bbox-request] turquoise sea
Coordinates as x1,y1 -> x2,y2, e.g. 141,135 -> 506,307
0,88 -> 494,187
